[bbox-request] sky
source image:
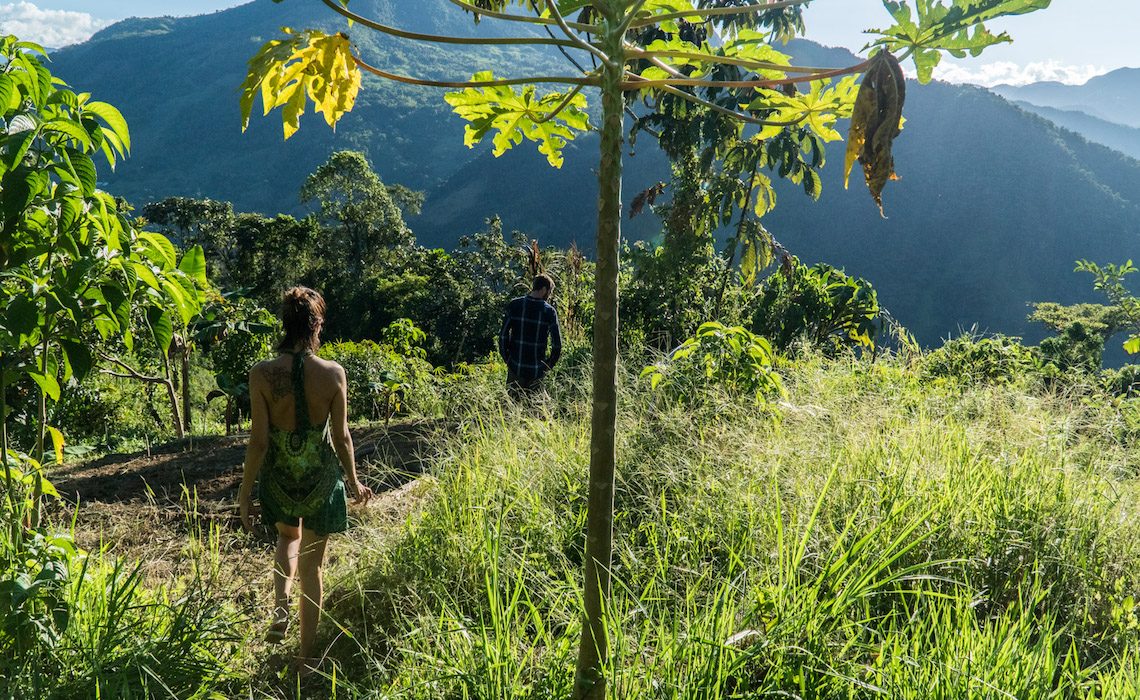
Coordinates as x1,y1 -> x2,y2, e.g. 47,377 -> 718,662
4,0 -> 1137,86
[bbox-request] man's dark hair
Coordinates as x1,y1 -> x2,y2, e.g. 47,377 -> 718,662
532,273 -> 555,293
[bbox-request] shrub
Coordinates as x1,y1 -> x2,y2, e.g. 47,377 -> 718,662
1103,365 -> 1140,398
641,321 -> 783,403
921,334 -> 1040,385
750,260 -> 880,356
320,319 -> 436,421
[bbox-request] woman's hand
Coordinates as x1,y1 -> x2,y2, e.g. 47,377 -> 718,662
350,480 -> 373,506
239,489 -> 256,533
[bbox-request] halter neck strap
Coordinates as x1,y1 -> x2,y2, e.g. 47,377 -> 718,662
291,351 -> 310,431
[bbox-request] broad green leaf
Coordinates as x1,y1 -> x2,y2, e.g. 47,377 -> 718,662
131,261 -> 162,291
445,72 -> 590,168
82,100 -> 131,153
178,244 -> 208,289
4,295 -> 39,336
41,118 -> 92,148
61,339 -> 93,381
138,231 -> 178,269
1125,336 -> 1140,355
67,149 -> 97,197
28,371 -> 60,401
162,277 -> 196,325
147,306 -> 174,355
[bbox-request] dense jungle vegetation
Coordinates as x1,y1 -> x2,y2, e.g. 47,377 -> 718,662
8,0 -> 1140,697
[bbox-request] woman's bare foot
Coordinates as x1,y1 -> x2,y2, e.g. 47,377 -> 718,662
264,607 -> 289,644
294,655 -> 321,678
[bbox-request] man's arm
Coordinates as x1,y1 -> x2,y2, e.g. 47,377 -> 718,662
545,306 -> 562,370
499,302 -> 513,362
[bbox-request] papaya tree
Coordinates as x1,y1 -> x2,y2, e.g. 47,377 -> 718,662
240,1 -> 1050,695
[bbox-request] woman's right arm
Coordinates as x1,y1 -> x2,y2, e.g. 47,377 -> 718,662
239,366 -> 270,532
330,364 -> 372,505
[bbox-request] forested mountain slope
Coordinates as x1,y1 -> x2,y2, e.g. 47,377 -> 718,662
50,0 -> 568,214
992,68 -> 1140,128
49,5 -> 1140,345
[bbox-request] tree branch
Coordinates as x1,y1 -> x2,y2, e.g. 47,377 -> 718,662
542,0 -> 613,66
444,0 -> 599,33
625,73 -> 804,128
533,84 -> 587,123
98,353 -> 166,383
318,0 -> 582,48
626,46 -> 842,75
621,60 -> 870,89
353,56 -> 598,88
628,0 -> 813,29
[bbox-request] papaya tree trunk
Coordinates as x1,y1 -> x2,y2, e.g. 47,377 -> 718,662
574,12 -> 625,699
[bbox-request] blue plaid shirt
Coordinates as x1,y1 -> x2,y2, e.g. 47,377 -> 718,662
499,295 -> 562,381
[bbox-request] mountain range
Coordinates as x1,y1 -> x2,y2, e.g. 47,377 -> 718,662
48,1 -> 1140,347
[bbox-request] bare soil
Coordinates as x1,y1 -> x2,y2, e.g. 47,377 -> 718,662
44,419 -> 450,605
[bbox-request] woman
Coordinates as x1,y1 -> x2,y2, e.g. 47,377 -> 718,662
239,286 -> 372,671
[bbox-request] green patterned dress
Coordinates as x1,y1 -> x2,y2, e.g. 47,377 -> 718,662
258,352 -> 348,535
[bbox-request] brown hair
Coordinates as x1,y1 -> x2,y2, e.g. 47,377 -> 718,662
532,274 -> 555,293
277,286 -> 326,354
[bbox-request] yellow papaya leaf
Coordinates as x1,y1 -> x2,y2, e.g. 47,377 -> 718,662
240,29 -> 361,140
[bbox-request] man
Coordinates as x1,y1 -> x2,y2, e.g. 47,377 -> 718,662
499,273 -> 563,398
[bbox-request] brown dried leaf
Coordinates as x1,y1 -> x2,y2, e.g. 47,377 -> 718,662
629,181 -> 667,219
844,51 -> 906,217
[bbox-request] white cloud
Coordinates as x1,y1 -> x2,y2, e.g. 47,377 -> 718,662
0,1 -> 109,48
923,60 -> 1108,87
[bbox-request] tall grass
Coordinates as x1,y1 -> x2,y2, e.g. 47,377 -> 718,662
1,469 -> 245,699
279,356 -> 1140,698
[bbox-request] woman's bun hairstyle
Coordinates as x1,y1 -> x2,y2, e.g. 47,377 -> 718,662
278,286 -> 326,353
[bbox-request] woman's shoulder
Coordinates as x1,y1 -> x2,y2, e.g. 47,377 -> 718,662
308,354 -> 345,377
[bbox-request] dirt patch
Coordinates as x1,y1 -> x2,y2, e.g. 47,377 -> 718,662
45,419 -> 452,593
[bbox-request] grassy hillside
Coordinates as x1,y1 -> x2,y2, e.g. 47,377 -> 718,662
32,351 -> 1140,697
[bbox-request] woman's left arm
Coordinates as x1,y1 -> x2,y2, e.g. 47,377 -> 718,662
239,366 -> 270,532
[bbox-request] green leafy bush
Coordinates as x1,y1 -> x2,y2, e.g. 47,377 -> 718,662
641,322 -> 783,403
750,261 -> 880,356
1104,365 -> 1140,398
320,319 -> 436,421
921,334 -> 1040,385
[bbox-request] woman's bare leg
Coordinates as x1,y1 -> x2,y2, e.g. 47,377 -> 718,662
272,522 -> 302,634
297,527 -> 329,665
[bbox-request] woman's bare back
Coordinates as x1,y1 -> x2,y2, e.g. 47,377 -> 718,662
253,353 -> 343,432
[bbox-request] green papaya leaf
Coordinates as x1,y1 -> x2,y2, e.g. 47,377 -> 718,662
870,0 -> 1051,84
444,72 -> 590,168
